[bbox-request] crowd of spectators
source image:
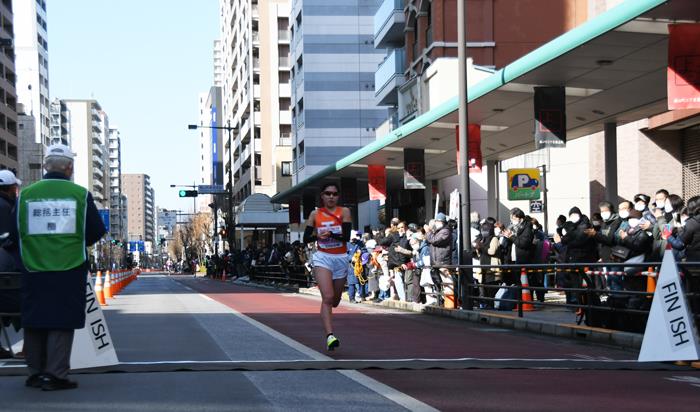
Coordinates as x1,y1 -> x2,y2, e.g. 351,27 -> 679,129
198,189 -> 700,323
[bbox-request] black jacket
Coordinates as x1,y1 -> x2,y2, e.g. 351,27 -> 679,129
562,217 -> 597,263
682,216 -> 700,261
13,172 -> 107,329
510,220 -> 534,264
620,226 -> 653,258
388,234 -> 411,269
593,215 -> 622,262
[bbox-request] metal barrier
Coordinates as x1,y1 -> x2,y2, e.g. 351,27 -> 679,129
239,260 -> 700,334
249,264 -> 315,288
431,261 -> 700,333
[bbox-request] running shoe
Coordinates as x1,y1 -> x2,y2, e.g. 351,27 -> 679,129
326,334 -> 340,351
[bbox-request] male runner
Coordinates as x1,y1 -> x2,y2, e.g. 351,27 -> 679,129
303,183 -> 352,350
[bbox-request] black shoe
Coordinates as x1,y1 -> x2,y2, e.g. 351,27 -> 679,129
41,375 -> 78,391
25,374 -> 45,388
0,347 -> 12,359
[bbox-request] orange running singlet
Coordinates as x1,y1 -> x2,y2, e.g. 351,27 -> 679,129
314,207 -> 346,254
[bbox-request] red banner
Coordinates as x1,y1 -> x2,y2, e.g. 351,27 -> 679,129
368,165 -> 386,204
288,197 -> 300,224
668,24 -> 700,110
456,124 -> 482,173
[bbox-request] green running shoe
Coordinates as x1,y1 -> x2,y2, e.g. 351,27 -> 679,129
326,334 -> 340,351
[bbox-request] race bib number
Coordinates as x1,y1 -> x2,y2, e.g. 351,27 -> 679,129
317,224 -> 343,249
27,200 -> 77,235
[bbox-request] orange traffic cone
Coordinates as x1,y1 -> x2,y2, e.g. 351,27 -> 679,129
95,271 -> 106,306
515,268 -> 535,312
646,266 -> 656,294
104,271 -> 113,299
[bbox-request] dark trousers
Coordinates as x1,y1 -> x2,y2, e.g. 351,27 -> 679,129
404,269 -> 421,303
24,328 -> 74,379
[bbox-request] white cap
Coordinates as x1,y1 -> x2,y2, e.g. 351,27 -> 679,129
44,143 -> 75,161
0,169 -> 21,186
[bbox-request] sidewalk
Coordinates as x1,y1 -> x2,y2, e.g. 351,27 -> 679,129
234,278 -> 644,350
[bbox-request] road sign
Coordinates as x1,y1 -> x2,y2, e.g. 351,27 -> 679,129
507,168 -> 541,201
98,209 -> 110,231
529,200 -> 544,214
197,185 -> 227,194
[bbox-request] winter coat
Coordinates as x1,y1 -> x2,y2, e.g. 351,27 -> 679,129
620,226 -> 653,259
510,220 -> 534,264
562,217 -> 597,263
593,215 -> 622,262
682,216 -> 700,261
426,225 -> 452,266
12,172 -> 107,330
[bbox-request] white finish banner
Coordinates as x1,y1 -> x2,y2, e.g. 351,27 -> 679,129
638,250 -> 700,362
70,273 -> 119,370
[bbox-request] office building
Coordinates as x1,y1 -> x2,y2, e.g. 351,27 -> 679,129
0,0 -> 18,172
123,173 -> 156,243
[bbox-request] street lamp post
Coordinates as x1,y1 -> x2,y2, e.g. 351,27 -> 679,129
187,122 -> 236,252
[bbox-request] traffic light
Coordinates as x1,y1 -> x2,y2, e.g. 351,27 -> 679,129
220,227 -> 228,237
178,190 -> 198,197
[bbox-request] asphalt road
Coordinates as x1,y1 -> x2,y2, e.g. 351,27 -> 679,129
1,274 -> 698,411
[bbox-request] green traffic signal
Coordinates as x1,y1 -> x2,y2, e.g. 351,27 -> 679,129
178,190 -> 198,197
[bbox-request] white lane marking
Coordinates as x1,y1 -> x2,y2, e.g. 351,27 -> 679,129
665,376 -> 700,388
185,281 -> 438,412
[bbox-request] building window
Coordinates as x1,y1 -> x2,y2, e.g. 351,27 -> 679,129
281,161 -> 292,176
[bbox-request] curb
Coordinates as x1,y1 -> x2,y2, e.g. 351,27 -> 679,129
237,280 -> 644,350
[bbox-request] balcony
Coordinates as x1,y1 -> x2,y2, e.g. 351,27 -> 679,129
374,0 -> 405,49
279,110 -> 292,124
375,49 -> 405,106
279,56 -> 291,68
279,133 -> 292,146
278,29 -> 290,42
279,82 -> 291,97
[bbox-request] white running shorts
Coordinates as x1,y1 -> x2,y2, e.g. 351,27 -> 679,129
312,251 -> 349,280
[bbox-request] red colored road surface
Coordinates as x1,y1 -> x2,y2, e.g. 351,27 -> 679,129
179,278 -> 700,411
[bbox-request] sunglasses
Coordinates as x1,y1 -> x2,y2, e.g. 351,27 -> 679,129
322,191 -> 339,197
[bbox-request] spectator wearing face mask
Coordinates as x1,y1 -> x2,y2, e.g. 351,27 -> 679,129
561,207 -> 597,263
474,222 -> 501,307
503,208 -> 534,285
586,201 -> 622,262
650,193 -> 685,260
618,209 -> 653,275
633,194 -> 656,226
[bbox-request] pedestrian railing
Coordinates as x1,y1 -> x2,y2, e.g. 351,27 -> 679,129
239,260 -> 700,334
249,264 -> 314,288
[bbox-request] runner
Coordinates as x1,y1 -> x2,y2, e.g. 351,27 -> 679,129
303,183 -> 352,351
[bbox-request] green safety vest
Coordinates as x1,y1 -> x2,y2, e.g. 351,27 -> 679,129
18,179 -> 88,272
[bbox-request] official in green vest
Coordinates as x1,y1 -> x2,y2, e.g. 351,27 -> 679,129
11,144 -> 106,391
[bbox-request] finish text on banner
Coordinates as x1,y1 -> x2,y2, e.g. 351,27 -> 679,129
70,273 -> 119,369
639,250 -> 700,362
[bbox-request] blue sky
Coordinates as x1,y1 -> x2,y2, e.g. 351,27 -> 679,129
48,0 -> 219,210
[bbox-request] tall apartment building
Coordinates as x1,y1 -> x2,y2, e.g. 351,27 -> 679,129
17,103 -> 42,185
12,0 -> 49,146
0,0 -> 18,172
197,87 -> 224,212
219,0 -> 293,204
108,127 -> 127,241
213,39 -> 223,87
122,173 -> 156,243
49,98 -> 69,145
62,99 -> 110,209
289,0 -> 387,183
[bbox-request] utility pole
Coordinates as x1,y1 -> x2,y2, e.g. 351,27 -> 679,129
458,0 -> 474,310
